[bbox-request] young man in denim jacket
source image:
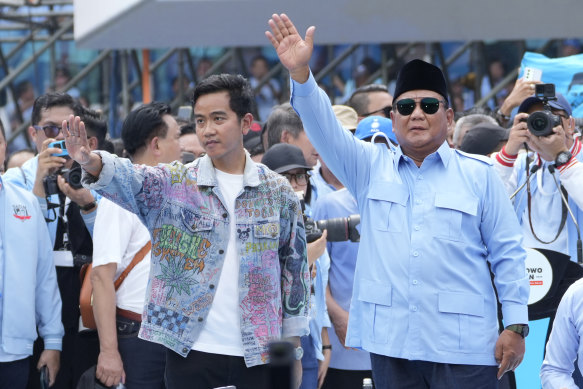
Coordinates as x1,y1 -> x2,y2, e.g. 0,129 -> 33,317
64,74 -> 310,389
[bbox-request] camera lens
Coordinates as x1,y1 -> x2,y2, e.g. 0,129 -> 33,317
527,111 -> 553,137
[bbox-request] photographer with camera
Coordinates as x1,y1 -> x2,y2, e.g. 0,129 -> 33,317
262,143 -> 331,389
3,93 -> 105,388
494,88 -> 583,261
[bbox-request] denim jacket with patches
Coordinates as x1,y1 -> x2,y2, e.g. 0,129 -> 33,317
83,151 -> 310,366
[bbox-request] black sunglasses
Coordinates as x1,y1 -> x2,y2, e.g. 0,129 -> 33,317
361,105 -> 392,118
33,124 -> 63,138
395,97 -> 446,116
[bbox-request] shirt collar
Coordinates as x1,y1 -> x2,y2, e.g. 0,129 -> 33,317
394,141 -> 452,168
196,151 -> 261,188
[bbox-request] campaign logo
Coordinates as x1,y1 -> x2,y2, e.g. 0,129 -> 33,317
13,204 -> 31,221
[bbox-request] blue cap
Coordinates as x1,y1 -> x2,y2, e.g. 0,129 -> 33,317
518,92 -> 572,116
354,116 -> 397,144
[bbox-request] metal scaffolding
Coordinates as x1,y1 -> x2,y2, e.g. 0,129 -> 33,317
0,1 -> 559,150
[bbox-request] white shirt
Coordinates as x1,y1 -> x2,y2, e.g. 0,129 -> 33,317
541,279 -> 583,389
92,198 -> 151,314
191,169 -> 244,356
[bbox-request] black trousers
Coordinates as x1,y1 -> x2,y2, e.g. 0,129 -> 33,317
370,354 -> 499,389
165,349 -> 271,389
321,367 -> 373,389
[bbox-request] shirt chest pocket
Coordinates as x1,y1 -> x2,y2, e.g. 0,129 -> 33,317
432,193 -> 478,242
367,181 -> 408,233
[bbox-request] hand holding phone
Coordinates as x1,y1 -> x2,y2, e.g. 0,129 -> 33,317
523,67 -> 542,82
40,365 -> 50,389
49,140 -> 69,157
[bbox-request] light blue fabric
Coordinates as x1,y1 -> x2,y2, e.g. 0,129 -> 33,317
511,150 -> 583,262
290,72 -> 529,366
520,52 -> 583,117
3,156 -> 99,239
0,177 -> 63,359
309,165 -> 336,205
82,151 -> 310,367
312,188 -> 371,371
540,279 -> 583,389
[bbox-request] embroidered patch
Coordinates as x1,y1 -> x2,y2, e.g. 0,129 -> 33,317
13,204 -> 31,221
146,303 -> 189,335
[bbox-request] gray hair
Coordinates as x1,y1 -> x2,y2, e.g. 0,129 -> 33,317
265,103 -> 304,148
453,114 -> 497,146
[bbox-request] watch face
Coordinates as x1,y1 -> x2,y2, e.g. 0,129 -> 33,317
556,151 -> 572,166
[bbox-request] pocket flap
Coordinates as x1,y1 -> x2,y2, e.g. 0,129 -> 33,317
180,209 -> 214,232
367,181 -> 409,206
358,280 -> 392,306
438,292 -> 484,317
434,193 -> 478,216
254,222 -> 280,239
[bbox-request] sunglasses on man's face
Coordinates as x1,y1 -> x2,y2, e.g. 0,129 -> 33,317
33,124 -> 63,138
395,97 -> 446,116
361,105 -> 392,118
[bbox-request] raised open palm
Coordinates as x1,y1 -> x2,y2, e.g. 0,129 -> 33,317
266,13 -> 315,81
63,115 -> 93,166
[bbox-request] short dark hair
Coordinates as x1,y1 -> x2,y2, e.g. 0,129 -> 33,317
265,103 -> 303,148
121,101 -> 172,157
31,92 -> 77,125
347,84 -> 390,115
180,123 -> 196,136
77,105 -> 108,150
191,74 -> 255,120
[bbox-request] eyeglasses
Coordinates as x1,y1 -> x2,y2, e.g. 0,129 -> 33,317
33,124 -> 63,138
282,172 -> 308,185
395,97 -> 447,116
361,105 -> 392,118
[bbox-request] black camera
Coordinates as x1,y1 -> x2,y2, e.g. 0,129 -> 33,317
526,83 -> 562,137
295,191 -> 361,243
43,162 -> 83,195
305,215 -> 361,243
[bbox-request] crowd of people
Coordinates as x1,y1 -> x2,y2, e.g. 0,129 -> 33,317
1,12 -> 583,389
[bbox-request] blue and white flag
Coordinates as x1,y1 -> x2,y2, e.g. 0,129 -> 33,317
520,51 -> 583,117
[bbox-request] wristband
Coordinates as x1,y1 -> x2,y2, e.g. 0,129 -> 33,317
79,201 -> 97,212
322,345 -> 332,350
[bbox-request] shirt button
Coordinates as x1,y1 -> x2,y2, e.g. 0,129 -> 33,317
412,251 -> 419,257
209,284 -> 215,289
198,317 -> 204,322
411,306 -> 418,312
414,225 -> 421,231
417,175 -> 424,180
222,213 -> 228,218
415,199 -> 422,205
182,347 -> 188,353
412,280 -> 418,285
219,249 -> 224,254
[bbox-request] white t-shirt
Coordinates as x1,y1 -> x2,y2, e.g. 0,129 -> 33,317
92,198 -> 151,314
191,169 -> 244,356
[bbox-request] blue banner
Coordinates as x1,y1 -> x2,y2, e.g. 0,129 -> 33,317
520,52 -> 583,117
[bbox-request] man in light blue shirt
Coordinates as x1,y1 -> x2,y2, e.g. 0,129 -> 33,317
0,120 -> 63,389
267,14 -> 530,388
540,278 -> 583,389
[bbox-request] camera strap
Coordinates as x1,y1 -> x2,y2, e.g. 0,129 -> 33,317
526,173 -> 568,245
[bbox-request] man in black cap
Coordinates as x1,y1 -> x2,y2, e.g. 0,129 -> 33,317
267,13 -> 530,388
459,123 -> 509,156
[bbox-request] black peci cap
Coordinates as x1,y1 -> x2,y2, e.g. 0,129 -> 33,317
393,59 -> 449,103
